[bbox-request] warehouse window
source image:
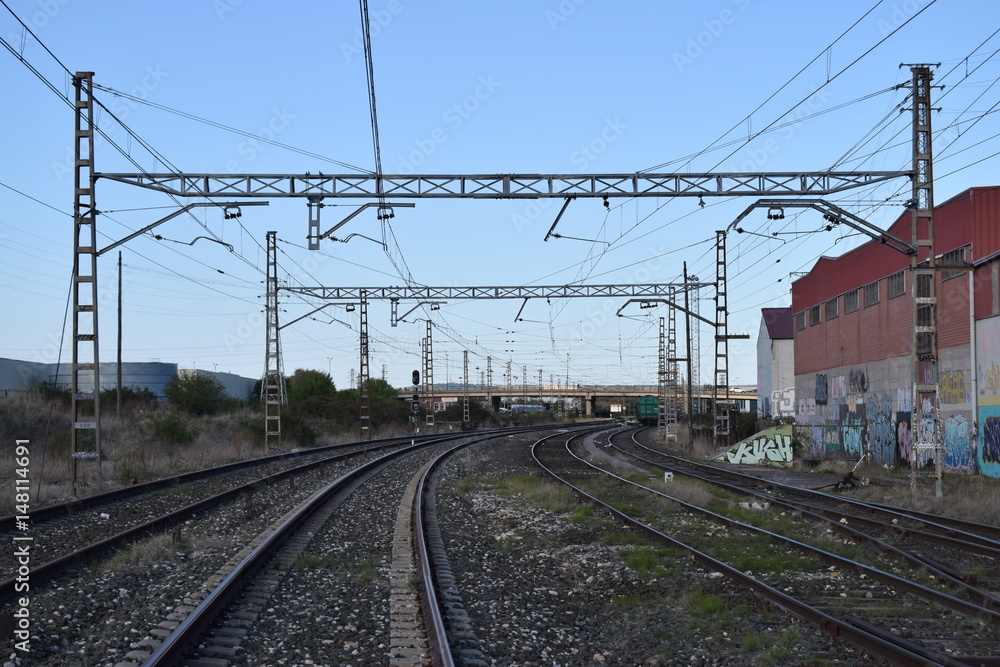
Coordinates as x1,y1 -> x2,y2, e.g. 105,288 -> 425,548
888,271 -> 905,298
844,289 -> 859,313
795,311 -> 806,331
941,247 -> 967,281
809,305 -> 821,326
825,298 -> 838,320
864,280 -> 879,307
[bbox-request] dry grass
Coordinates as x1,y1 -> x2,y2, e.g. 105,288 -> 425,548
849,471 -> 1000,526
0,393 -> 350,511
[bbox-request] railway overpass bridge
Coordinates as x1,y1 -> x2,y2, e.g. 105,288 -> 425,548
398,385 -> 757,416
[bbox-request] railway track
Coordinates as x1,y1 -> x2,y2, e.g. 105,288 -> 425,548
611,429 -> 1000,610
2,425 -> 582,665
534,427 -> 1000,666
0,436 -> 442,604
129,427 -> 580,665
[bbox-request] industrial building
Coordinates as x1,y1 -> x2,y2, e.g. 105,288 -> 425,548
0,358 -> 256,402
756,307 -> 795,419
791,186 -> 1000,477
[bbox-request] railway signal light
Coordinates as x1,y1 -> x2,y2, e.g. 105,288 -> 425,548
412,369 -> 420,385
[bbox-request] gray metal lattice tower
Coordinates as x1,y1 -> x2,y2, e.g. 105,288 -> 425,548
463,350 -> 470,424
486,356 -> 493,407
908,65 -> 942,495
689,275 -> 702,415
658,317 -> 666,436
522,365 -> 527,403
538,368 -> 543,405
71,72 -> 102,493
359,290 -> 371,440
666,288 -> 679,442
262,231 -> 286,451
506,359 -> 513,411
424,319 -> 435,426
714,231 -> 732,443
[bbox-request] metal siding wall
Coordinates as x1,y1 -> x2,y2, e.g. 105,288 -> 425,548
973,187 -> 1000,261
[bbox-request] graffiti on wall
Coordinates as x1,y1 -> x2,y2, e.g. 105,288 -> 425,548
849,368 -> 869,394
868,392 -> 896,465
896,412 -> 912,463
831,375 -> 846,400
771,387 -> 795,414
815,374 -> 828,405
940,370 -> 969,405
984,416 -> 1000,465
943,414 -> 974,472
983,361 -> 1000,394
897,388 -> 911,412
843,417 -> 863,457
798,398 -> 816,416
724,432 -> 793,466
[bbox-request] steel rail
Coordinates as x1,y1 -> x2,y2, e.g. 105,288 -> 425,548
0,437 -> 417,602
141,434 -> 453,665
606,431 -> 1000,611
0,432 -> 427,531
628,433 -> 1000,551
530,429 -> 981,667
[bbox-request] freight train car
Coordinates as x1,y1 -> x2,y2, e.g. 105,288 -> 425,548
636,394 -> 660,426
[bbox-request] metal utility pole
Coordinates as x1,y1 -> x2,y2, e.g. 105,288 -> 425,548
70,72 -> 101,493
359,290 -> 371,440
565,353 -> 570,416
262,231 -> 286,451
908,64 -> 942,496
117,251 -> 122,420
538,368 -> 543,406
424,319 -> 435,426
684,263 -> 695,444
522,365 -> 527,404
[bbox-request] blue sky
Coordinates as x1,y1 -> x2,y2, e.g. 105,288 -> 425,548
2,0 -> 998,393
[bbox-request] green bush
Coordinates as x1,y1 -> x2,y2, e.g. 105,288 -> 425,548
146,411 -> 195,444
163,372 -> 239,416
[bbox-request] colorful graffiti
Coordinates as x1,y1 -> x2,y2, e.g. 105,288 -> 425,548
940,370 -> 969,405
943,414 -> 974,472
815,374 -> 828,405
843,418 -> 863,457
982,414 -> 1000,466
798,398 -> 816,416
896,412 -> 912,463
983,361 -> 1000,394
714,426 -> 793,466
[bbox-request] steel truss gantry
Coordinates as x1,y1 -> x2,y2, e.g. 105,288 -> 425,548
285,283 -> 686,301
97,171 -> 904,201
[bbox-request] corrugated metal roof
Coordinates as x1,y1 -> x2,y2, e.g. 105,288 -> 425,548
761,307 -> 794,340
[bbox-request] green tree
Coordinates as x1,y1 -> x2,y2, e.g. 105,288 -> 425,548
162,372 -> 236,416
286,369 -> 337,404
